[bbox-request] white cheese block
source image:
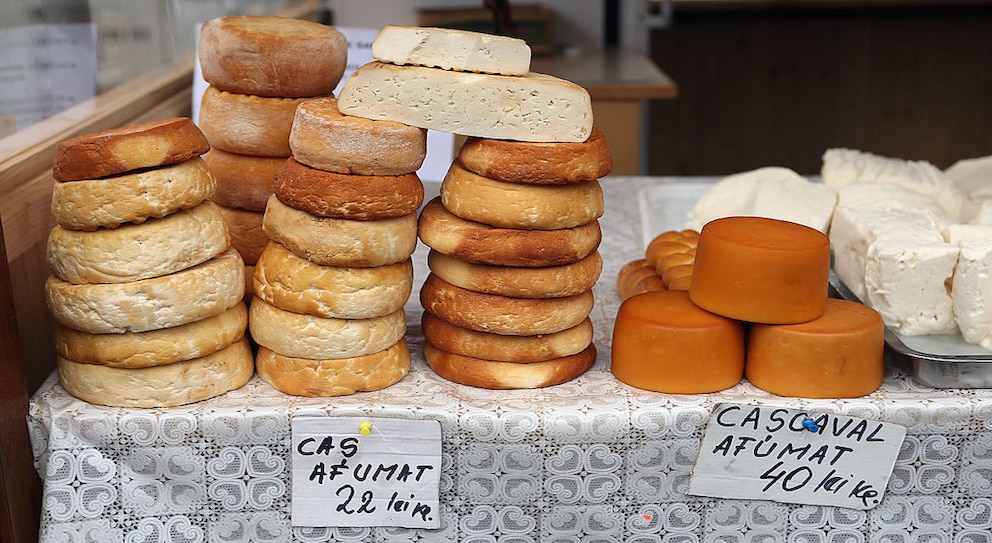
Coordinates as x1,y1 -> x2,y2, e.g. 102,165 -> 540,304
684,166 -> 837,233
829,205 -> 945,302
951,237 -> 992,349
372,25 -> 531,75
821,148 -> 966,222
864,236 -> 958,336
945,155 -> 992,198
337,61 -> 593,143
836,181 -> 952,227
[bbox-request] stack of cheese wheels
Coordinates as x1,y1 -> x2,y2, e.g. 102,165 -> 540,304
45,117 -> 252,407
197,15 -> 347,286
339,25 -> 608,389
612,215 -> 886,398
248,94 -> 426,397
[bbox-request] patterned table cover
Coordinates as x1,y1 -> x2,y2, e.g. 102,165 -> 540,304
28,177 -> 992,542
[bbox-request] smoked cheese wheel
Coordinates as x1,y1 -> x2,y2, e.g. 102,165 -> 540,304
203,148 -> 284,212
421,311 -> 593,363
427,249 -> 602,298
745,298 -> 885,399
216,204 -> 267,266
611,290 -> 746,394
256,339 -> 410,397
198,86 -> 306,157
424,341 -> 596,389
457,127 -> 613,184
689,216 -> 830,324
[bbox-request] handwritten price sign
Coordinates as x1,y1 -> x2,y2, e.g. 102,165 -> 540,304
291,417 -> 442,528
688,403 -> 906,510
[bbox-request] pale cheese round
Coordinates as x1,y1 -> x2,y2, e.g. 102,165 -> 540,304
256,339 -> 410,397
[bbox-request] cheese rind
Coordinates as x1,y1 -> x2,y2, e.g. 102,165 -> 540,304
255,340 -> 411,397
372,25 -> 531,75
611,290 -> 745,394
338,61 -> 593,143
746,298 -> 885,399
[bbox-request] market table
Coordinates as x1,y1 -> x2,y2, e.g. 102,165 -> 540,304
27,177 -> 992,542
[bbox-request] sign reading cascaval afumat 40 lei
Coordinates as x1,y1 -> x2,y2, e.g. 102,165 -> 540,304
688,403 -> 906,510
291,417 -> 442,528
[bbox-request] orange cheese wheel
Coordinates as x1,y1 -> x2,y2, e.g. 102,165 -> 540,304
689,216 -> 830,324
611,290 -> 745,393
745,298 -> 885,399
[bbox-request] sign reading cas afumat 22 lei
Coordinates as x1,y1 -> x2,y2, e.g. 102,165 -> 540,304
688,403 -> 907,510
291,417 -> 442,529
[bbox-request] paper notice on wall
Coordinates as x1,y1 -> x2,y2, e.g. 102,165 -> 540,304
0,23 -> 97,138
688,403 -> 906,510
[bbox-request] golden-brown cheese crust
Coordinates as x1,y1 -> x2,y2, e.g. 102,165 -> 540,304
216,204 -> 267,265
255,339 -> 410,397
423,341 -> 595,389
203,148 -> 285,211
427,249 -> 602,298
457,127 -> 613,184
422,311 -> 593,363
198,86 -> 307,157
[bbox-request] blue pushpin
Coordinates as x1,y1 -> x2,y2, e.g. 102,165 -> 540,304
802,417 -> 819,433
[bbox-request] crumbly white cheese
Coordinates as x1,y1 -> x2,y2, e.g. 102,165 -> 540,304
950,237 -> 992,348
945,154 -> 992,198
864,236 -> 959,336
829,205 -> 945,302
372,25 -> 531,75
683,166 -> 837,232
836,181 -> 953,228
338,61 -> 593,143
821,148 -> 966,222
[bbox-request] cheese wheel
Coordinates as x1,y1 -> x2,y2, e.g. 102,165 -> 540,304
57,336 -> 254,408
441,162 -> 603,230
198,86 -> 306,156
289,96 -> 427,176
457,128 -> 612,184
262,195 -> 417,267
689,216 -> 830,324
424,341 -> 596,389
274,157 -> 424,220
248,297 -> 406,360
198,15 -> 347,97
54,303 -> 247,369
616,258 -> 666,300
46,248 -> 245,334
216,204 -> 267,266
371,25 -> 531,75
745,298 -> 885,399
338,61 -> 593,143
52,117 -> 209,181
611,290 -> 746,394
203,148 -> 283,211
46,201 -> 230,284
256,339 -> 410,397
418,198 -> 601,267
422,311 -> 593,363
428,249 -> 602,298
252,242 -> 412,319
51,157 -> 216,231
419,273 -> 594,336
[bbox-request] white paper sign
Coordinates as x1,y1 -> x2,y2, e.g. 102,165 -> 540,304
291,417 -> 442,528
688,403 -> 906,510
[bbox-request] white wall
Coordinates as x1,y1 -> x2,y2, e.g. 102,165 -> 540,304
324,0 -> 605,53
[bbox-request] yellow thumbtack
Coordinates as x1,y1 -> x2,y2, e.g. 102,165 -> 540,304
359,421 -> 373,436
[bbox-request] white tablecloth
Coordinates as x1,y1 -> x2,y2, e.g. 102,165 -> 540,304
28,177 -> 992,542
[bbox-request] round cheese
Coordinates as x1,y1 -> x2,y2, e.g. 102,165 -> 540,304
55,303 -> 247,369
424,341 -> 596,389
422,311 -> 593,363
745,298 -> 885,398
197,85 -> 306,157
248,297 -> 406,360
457,127 -> 612,184
216,204 -> 267,266
52,117 -> 209,181
46,200 -> 230,284
203,148 -> 284,212
419,273 -> 594,336
262,195 -> 417,267
689,216 -> 830,324
46,248 -> 245,334
256,339 -> 410,397
289,96 -> 427,175
57,336 -> 254,408
418,198 -> 602,267
611,290 -> 746,394
51,157 -> 216,231
441,162 -> 603,230
274,157 -> 424,220
198,15 -> 347,97
427,249 -> 602,298
252,242 -> 413,319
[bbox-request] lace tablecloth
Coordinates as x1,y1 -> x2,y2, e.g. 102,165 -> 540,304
28,177 -> 992,542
